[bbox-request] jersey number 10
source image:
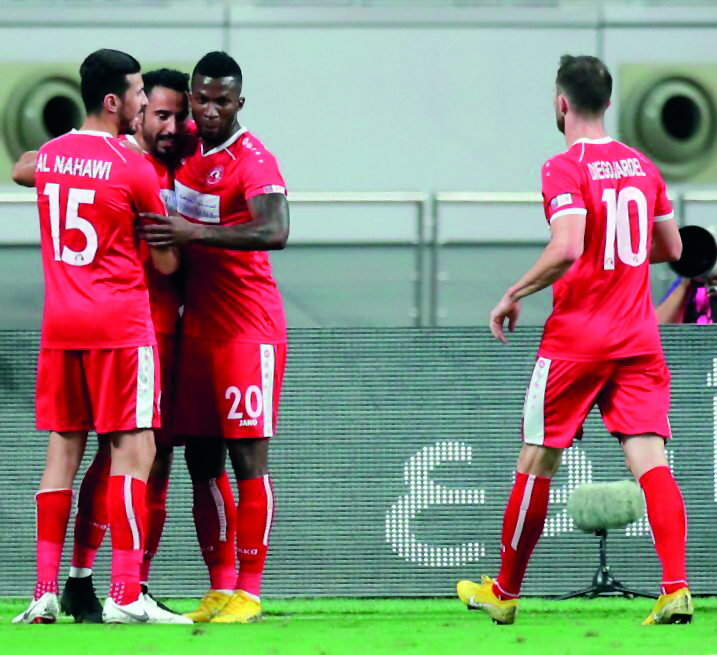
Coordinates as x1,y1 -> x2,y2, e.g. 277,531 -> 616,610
43,183 -> 98,267
602,186 -> 648,270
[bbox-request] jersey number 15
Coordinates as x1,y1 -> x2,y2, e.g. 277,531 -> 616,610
602,186 -> 648,270
43,183 -> 98,267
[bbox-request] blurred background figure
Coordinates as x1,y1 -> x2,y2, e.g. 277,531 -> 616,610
657,225 -> 717,324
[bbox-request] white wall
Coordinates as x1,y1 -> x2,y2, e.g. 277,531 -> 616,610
1,6 -> 717,220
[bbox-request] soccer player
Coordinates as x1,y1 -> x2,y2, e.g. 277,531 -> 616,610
456,55 -> 691,626
140,51 -> 289,624
60,68 -> 194,622
11,69 -> 196,623
12,49 -> 187,625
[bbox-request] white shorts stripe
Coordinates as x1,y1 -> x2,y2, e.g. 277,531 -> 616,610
263,474 -> 274,546
260,345 -> 276,438
511,474 -> 536,551
523,358 -> 551,446
136,346 -> 155,429
124,475 -> 140,550
208,478 -> 228,542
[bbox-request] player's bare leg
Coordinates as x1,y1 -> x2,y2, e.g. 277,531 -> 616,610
14,431 -> 88,624
61,436 -> 111,623
621,435 -> 692,625
458,444 -> 562,625
210,438 -> 272,624
184,438 -> 237,622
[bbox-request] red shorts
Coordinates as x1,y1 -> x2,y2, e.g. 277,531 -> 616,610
155,333 -> 181,448
522,354 -> 672,449
175,336 -> 286,439
36,346 -> 161,434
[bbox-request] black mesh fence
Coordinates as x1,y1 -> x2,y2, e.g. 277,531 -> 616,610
0,327 -> 715,598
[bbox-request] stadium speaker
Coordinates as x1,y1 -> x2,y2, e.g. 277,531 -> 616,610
0,64 -> 85,184
620,65 -> 717,182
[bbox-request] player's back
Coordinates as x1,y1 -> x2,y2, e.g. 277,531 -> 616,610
35,129 -> 163,349
539,137 -> 674,361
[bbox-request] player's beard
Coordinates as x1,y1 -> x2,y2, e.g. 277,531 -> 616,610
556,112 -> 566,135
118,106 -> 141,136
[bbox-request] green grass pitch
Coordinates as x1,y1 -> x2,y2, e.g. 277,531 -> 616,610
2,597 -> 717,655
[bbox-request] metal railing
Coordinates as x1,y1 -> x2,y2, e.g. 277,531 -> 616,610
0,189 -> 713,327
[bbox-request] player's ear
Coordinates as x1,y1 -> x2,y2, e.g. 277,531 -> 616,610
105,93 -> 121,115
558,95 -> 570,116
237,96 -> 246,111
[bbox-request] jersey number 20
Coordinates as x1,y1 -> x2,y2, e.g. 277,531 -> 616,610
602,186 -> 648,270
43,183 -> 98,267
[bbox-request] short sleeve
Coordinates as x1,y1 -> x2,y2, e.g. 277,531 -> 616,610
131,158 -> 167,217
654,176 -> 674,222
541,156 -> 587,223
240,151 -> 287,201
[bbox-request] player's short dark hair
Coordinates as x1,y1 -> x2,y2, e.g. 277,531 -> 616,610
192,51 -> 242,90
143,68 -> 190,98
80,49 -> 141,114
556,54 -> 612,117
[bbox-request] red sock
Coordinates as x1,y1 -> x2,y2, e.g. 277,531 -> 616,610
192,472 -> 237,590
72,451 -> 111,572
35,489 -> 73,599
236,475 -> 274,598
108,475 -> 146,605
640,466 -> 688,595
140,474 -> 170,584
494,472 -> 551,600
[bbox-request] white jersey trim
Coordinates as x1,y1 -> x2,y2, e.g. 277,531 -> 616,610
654,212 -> 675,223
550,208 -> 588,222
72,129 -> 114,138
573,136 -> 614,145
202,126 -> 249,157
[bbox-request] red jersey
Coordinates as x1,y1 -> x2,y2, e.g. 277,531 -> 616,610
35,130 -> 166,349
122,134 -> 182,336
539,137 -> 674,361
174,127 -> 287,343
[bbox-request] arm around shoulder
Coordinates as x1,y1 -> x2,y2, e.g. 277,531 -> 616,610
11,151 -> 39,188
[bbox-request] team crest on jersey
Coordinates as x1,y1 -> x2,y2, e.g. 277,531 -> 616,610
207,165 -> 224,185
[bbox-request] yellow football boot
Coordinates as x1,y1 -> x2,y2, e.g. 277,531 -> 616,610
184,590 -> 233,623
642,587 -> 693,625
457,576 -> 518,625
209,591 -> 263,624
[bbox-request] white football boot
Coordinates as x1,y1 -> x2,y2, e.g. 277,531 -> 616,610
12,593 -> 60,624
103,596 -> 193,624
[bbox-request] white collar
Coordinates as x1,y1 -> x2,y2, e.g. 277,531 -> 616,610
573,137 -> 613,145
124,134 -> 148,154
201,126 -> 249,157
72,129 -> 114,138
